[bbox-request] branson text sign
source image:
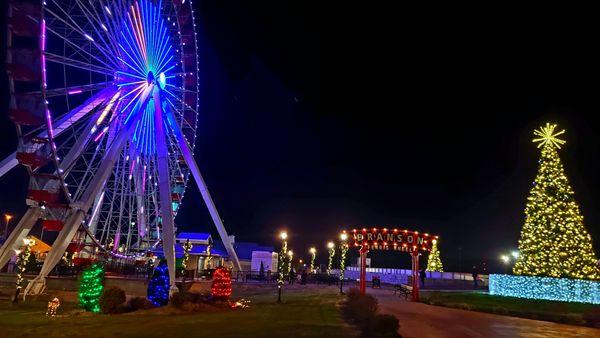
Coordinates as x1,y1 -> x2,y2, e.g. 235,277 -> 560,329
345,228 -> 438,252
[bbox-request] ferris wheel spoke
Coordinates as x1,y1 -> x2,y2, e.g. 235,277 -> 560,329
45,3 -> 120,69
36,81 -> 113,98
51,87 -> 116,139
45,52 -> 115,77
74,0 -> 121,55
45,25 -> 117,73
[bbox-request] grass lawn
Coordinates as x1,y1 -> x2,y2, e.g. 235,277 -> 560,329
421,291 -> 600,327
0,285 -> 356,338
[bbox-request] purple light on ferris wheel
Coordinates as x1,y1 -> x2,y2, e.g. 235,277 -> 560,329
93,126 -> 108,142
68,89 -> 83,95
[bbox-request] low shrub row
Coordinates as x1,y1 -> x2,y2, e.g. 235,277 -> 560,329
98,286 -> 155,314
341,288 -> 400,338
170,291 -> 231,312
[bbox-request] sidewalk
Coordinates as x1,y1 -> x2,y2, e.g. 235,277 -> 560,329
369,288 -> 600,338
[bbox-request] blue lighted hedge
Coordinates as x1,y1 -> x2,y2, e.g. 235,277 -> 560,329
489,274 -> 600,304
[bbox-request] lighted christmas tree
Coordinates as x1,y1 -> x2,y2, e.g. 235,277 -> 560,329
147,261 -> 169,306
79,263 -> 104,313
426,239 -> 443,272
513,123 -> 599,280
211,266 -> 232,300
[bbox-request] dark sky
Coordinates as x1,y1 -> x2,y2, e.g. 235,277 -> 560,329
1,2 -> 599,272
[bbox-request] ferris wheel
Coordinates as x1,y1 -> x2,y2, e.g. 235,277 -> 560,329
0,0 -> 240,294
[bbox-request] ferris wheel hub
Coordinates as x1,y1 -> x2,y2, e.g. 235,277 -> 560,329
147,71 -> 155,85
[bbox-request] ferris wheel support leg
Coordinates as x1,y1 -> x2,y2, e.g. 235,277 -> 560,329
165,108 -> 242,271
0,154 -> 18,178
25,210 -> 86,296
0,207 -> 43,269
153,89 -> 178,294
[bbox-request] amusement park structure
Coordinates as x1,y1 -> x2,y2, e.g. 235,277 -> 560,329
0,0 -> 240,295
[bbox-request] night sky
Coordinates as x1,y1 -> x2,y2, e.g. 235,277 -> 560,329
1,2 -> 599,272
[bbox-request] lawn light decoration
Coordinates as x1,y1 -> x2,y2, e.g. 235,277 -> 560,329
147,261 -> 169,307
46,297 -> 61,317
231,298 -> 250,309
211,266 -> 232,300
13,237 -> 35,303
78,263 -> 105,312
327,242 -> 335,276
182,239 -> 193,269
344,228 -> 438,300
1,0 -> 241,297
309,247 -> 316,273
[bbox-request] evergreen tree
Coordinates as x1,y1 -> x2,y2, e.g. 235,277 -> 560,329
426,239 -> 443,272
79,263 -> 105,312
147,261 -> 170,306
513,123 -> 599,280
259,261 -> 265,279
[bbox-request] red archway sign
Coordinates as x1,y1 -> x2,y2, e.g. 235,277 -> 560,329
345,228 -> 439,302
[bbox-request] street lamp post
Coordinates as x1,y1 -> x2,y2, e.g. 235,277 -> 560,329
277,231 -> 288,303
339,233 -> 348,294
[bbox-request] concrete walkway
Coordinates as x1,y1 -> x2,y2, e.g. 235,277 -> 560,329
369,288 -> 600,338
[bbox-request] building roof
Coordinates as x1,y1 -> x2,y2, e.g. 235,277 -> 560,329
151,243 -> 226,259
213,240 -> 274,261
29,235 -> 51,253
176,232 -> 211,242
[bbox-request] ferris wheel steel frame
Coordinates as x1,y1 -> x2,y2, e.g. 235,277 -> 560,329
1,0 -> 241,295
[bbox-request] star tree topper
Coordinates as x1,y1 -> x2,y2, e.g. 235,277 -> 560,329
533,123 -> 566,149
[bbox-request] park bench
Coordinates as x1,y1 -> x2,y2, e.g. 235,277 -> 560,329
394,284 -> 412,299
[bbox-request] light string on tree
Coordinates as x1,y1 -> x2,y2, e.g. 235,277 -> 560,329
278,233 -> 288,285
182,239 -> 193,269
327,242 -> 335,276
426,239 -> 444,272
147,261 -> 169,306
206,244 -> 213,269
513,123 -> 599,280
309,247 -> 316,273
78,263 -> 104,312
211,266 -> 232,299
287,250 -> 294,276
13,237 -> 35,303
339,234 -> 348,281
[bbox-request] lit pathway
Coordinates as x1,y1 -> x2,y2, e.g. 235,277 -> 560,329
369,288 -> 600,338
